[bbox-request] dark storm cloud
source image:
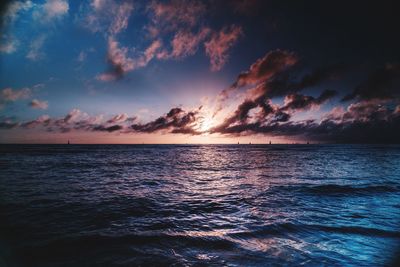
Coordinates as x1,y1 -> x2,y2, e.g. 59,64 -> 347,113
93,124 -> 124,132
213,49 -> 298,116
207,50 -> 399,143
210,89 -> 336,136
281,90 -> 337,112
130,107 -> 201,135
0,121 -> 18,129
292,65 -> 345,91
254,64 -> 344,100
214,52 -> 344,119
232,49 -> 298,88
211,50 -> 341,136
211,102 -> 400,143
342,64 -> 400,101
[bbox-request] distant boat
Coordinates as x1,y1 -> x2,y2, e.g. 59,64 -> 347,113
237,141 -> 239,145
68,140 -> 70,145
269,141 -> 272,145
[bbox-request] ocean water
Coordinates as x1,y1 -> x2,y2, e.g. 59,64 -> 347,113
0,144 -> 399,266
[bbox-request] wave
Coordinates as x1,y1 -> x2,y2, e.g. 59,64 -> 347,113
229,222 -> 400,239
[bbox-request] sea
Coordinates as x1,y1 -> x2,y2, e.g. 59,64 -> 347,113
0,144 -> 399,266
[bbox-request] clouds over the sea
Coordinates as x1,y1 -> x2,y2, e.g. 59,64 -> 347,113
6,106 -> 201,135
206,50 -> 400,143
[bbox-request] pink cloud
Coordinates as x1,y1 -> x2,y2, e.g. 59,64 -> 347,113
97,37 -> 134,81
233,49 -> 298,88
204,25 -> 243,71
82,0 -> 133,35
29,99 -> 49,110
64,109 -> 84,123
109,2 -> 134,35
43,0 -> 69,20
97,38 -> 162,81
1,87 -> 31,102
22,115 -> 51,129
139,39 -> 163,67
107,113 -> 128,123
170,28 -> 210,59
147,0 -> 206,31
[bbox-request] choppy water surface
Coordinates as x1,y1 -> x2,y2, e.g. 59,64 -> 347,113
0,144 -> 400,266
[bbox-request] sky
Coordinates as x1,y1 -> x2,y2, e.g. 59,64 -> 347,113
0,0 -> 399,144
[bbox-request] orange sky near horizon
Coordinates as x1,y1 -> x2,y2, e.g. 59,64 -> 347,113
0,129 -> 297,144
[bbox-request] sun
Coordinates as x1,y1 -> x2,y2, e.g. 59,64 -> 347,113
199,116 -> 215,133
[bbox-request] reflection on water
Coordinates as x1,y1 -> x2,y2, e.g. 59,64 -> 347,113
0,144 -> 400,266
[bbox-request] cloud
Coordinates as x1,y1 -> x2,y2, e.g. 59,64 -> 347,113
63,108 -> 83,123
325,99 -> 393,123
1,1 -> 33,54
342,64 -> 400,101
34,0 -> 69,22
91,0 -> 106,10
210,101 -> 400,143
22,114 -> 51,128
140,39 -> 163,66
204,25 -> 243,71
92,124 -> 123,132
2,0 -> 33,25
1,1 -> 67,56
0,121 -> 19,129
28,0 -> 69,23
213,49 -> 298,116
233,50 -> 298,88
107,113 -> 129,123
3,96 -> 400,143
5,107 -> 202,135
147,0 -> 206,32
0,87 -> 31,107
87,0 -> 245,80
108,1 -> 134,35
79,0 -> 133,35
205,51 -> 400,142
77,51 -> 86,62
97,37 -> 134,81
168,28 -> 211,59
0,116 -> 20,129
8,108 -> 119,133
281,90 -> 337,112
26,35 -> 46,61
97,37 -> 162,81
130,107 -> 201,134
44,0 -> 68,18
29,99 -> 48,110
0,38 -> 18,54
